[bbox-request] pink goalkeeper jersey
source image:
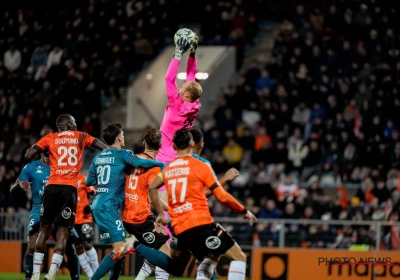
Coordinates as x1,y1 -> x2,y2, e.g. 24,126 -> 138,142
156,57 -> 201,164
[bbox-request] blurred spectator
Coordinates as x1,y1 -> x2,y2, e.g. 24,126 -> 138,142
4,45 -> 21,73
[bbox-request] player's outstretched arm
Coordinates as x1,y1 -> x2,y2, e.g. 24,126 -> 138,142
218,168 -> 240,187
91,139 -> 108,150
123,152 -> 164,169
10,180 -> 31,193
165,37 -> 191,103
204,168 -> 239,198
26,134 -> 51,159
186,34 -> 198,82
25,146 -> 41,159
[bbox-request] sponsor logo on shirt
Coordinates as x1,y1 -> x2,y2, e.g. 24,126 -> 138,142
173,201 -> 193,214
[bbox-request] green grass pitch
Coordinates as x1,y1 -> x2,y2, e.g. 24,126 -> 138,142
0,274 -> 193,280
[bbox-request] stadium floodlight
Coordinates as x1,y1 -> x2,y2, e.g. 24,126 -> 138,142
177,72 -> 187,80
195,72 -> 209,80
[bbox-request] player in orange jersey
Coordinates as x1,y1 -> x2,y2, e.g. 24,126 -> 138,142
122,128 -> 170,280
74,173 -> 98,278
25,114 -> 108,280
150,129 -> 256,280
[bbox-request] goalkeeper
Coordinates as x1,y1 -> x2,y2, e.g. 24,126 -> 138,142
156,32 -> 203,238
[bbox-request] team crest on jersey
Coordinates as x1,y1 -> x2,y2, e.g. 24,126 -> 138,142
40,205 -> 44,216
36,166 -> 43,173
205,236 -> 221,249
143,232 -> 155,244
62,207 -> 72,219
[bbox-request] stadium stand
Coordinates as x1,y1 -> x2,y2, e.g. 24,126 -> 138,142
1,0 -> 400,252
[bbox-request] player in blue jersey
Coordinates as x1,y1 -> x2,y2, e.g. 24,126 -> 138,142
86,123 -> 164,280
116,128 -> 239,280
10,153 -> 82,280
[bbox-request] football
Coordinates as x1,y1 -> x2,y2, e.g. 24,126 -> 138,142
174,28 -> 197,49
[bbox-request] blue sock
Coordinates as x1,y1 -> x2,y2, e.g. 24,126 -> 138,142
25,253 -> 33,280
135,244 -> 170,271
92,252 -> 116,280
109,257 -> 125,280
211,271 -> 218,280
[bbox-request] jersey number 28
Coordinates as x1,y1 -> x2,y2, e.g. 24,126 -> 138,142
168,177 -> 188,204
57,146 -> 78,166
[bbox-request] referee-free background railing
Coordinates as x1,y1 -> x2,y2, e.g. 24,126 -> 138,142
1,212 -> 399,252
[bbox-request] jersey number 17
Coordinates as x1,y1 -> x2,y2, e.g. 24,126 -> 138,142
168,178 -> 188,204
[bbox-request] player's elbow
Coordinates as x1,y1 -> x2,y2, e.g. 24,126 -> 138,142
25,148 -> 35,159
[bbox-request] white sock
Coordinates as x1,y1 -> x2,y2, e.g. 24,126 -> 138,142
228,260 -> 246,280
33,252 -> 44,273
135,260 -> 155,280
196,258 -> 217,280
78,253 -> 94,278
86,247 -> 99,272
49,253 -> 64,273
155,267 -> 169,280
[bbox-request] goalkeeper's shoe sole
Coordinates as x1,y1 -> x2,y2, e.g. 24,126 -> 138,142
114,234 -> 138,260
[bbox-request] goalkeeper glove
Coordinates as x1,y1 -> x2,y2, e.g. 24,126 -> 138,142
83,205 -> 91,214
189,34 -> 199,57
173,37 -> 191,60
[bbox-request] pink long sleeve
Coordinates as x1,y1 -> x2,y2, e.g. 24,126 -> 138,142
186,56 -> 197,81
165,58 -> 180,103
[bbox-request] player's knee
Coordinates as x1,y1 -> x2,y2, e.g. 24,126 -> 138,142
236,251 -> 246,262
83,241 -> 92,251
75,243 -> 85,255
27,241 -> 35,255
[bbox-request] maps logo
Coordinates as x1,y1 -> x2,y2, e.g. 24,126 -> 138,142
319,257 -> 400,279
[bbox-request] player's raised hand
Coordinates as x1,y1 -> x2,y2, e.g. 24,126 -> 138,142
224,168 -> 240,181
190,34 -> 199,55
243,210 -> 257,226
19,181 -> 31,192
173,37 -> 191,60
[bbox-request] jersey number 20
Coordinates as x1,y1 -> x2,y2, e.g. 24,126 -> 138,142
168,178 -> 188,204
57,146 -> 78,166
97,165 -> 111,185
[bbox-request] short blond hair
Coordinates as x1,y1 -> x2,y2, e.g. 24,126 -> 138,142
187,81 -> 202,100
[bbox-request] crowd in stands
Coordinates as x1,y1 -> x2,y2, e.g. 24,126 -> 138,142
2,0 -> 400,250
0,0 -> 259,236
192,1 -> 400,249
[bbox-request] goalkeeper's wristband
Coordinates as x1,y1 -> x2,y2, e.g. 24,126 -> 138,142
189,52 -> 196,57
240,208 -> 248,214
173,50 -> 183,60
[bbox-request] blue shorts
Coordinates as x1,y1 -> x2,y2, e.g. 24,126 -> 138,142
92,209 -> 125,245
27,214 -> 41,236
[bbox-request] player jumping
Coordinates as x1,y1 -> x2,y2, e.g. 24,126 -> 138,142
121,128 -> 170,280
86,123 -> 164,280
74,173 -> 98,278
156,33 -> 202,208
25,114 -> 108,280
11,152 -> 80,280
